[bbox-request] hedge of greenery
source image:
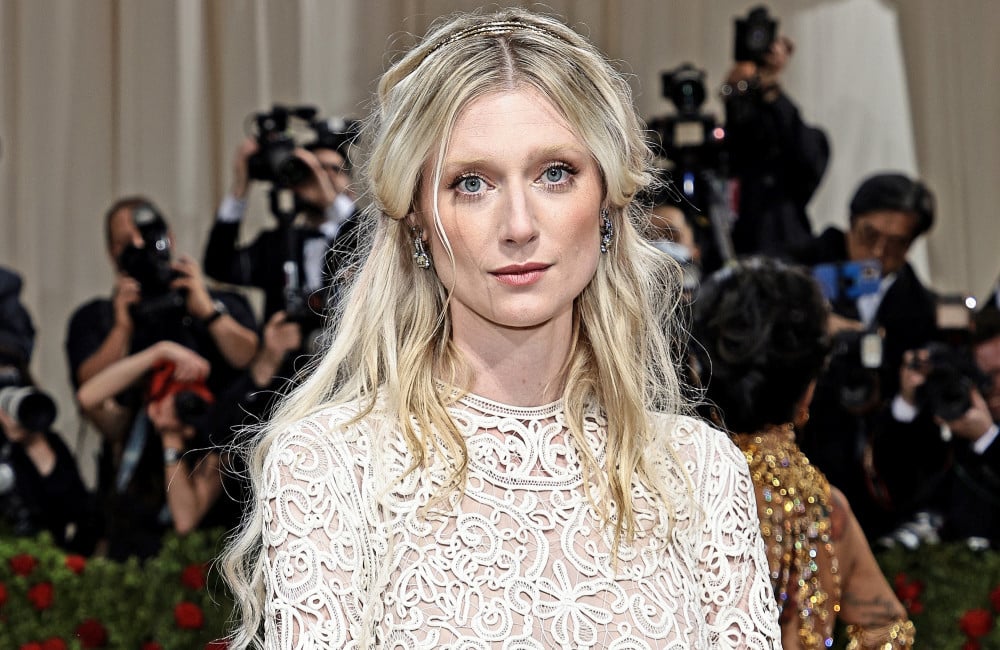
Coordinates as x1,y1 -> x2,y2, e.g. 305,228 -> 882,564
2,532 -> 1000,648
869,543 -> 1000,650
0,530 -> 233,650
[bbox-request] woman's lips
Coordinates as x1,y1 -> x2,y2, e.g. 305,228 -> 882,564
491,263 -> 550,287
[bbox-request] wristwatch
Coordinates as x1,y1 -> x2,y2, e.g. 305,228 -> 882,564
163,447 -> 183,465
201,299 -> 228,326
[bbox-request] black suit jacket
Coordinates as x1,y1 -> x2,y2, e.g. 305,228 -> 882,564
791,227 -> 939,537
790,226 -> 938,398
203,212 -> 360,320
728,92 -> 830,258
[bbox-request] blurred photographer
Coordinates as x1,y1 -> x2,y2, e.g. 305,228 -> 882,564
722,6 -> 830,257
67,197 -> 258,395
204,109 -> 361,331
0,267 -> 96,553
878,308 -> 1000,546
66,197 -> 257,518
645,181 -> 703,299
790,172 -> 939,538
77,341 -> 224,559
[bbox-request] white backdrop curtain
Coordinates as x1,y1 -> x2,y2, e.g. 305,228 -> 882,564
1,0 -> 997,483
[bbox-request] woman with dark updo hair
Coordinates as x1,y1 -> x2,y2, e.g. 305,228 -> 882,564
693,257 -> 915,650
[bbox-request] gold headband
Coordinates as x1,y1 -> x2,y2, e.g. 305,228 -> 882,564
422,19 -> 569,61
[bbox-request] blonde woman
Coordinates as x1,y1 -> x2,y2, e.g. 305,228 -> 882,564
223,8 -> 780,649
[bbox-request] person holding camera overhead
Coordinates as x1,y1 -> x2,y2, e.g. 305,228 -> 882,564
77,340 -> 225,559
203,114 -> 361,332
65,197 -> 258,538
723,5 -> 830,257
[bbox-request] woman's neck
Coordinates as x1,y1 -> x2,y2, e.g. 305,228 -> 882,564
450,316 -> 573,407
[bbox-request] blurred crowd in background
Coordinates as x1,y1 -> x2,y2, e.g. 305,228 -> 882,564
1,5 -> 998,562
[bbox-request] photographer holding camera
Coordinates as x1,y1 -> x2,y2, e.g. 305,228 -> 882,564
877,308 -> 1000,547
66,197 -> 258,522
203,109 -> 361,330
1,267 -> 96,553
789,172 -> 939,538
67,197 -> 258,394
77,340 -> 225,559
722,6 -> 830,257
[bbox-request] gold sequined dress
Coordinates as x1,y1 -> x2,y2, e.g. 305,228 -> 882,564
733,424 -> 840,650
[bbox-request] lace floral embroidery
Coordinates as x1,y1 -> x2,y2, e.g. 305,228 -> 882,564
261,396 -> 781,649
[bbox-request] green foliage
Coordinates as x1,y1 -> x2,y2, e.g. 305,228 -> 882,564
874,543 -> 1000,649
5,532 -> 997,649
828,542 -> 1000,649
0,530 -> 233,650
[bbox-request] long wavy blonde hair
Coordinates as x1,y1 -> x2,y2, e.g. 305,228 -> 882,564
221,7 -> 690,647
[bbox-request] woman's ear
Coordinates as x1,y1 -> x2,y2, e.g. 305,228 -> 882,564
794,379 -> 818,429
405,212 -> 425,233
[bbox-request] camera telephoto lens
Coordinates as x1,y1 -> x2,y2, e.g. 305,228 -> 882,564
0,386 -> 57,432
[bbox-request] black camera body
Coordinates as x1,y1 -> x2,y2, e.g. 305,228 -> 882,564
826,329 -> 885,414
117,202 -> 186,323
247,105 -> 318,188
650,64 -> 724,174
173,389 -> 211,431
734,6 -> 778,65
912,296 -> 988,422
914,344 -> 982,422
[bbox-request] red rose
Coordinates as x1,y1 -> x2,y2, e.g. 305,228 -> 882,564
10,554 -> 38,576
19,643 -> 43,650
27,582 -> 54,610
174,601 -> 204,630
75,618 -> 109,648
42,638 -> 68,650
0,582 -> 7,607
991,585 -> 1000,613
897,582 -> 923,602
181,563 -> 207,590
909,600 -> 925,615
64,555 -> 87,575
893,575 -> 924,603
960,608 -> 994,639
141,642 -> 163,650
205,640 -> 229,650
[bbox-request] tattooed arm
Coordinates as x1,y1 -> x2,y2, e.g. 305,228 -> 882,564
830,487 -> 915,648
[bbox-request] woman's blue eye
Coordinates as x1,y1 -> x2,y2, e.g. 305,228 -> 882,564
544,167 -> 568,183
458,176 -> 482,193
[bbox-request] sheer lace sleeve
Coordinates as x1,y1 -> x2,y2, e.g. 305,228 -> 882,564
261,409 -> 378,649
673,418 -> 782,649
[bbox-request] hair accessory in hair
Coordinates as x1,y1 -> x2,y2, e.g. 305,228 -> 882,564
422,19 -> 569,62
600,209 -> 614,254
411,227 -> 432,269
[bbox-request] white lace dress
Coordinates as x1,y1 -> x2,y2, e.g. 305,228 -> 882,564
261,394 -> 781,649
